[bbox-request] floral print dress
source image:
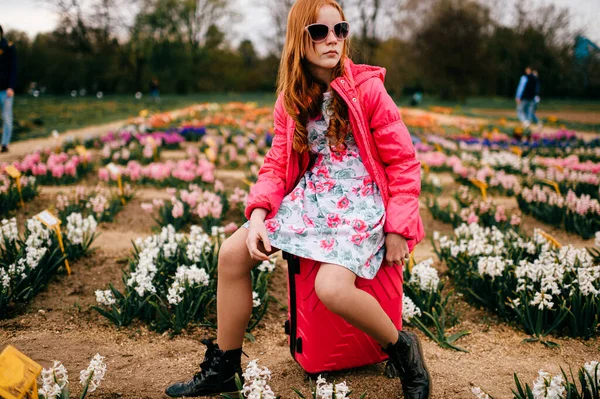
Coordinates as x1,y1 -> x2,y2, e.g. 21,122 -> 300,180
245,92 -> 386,279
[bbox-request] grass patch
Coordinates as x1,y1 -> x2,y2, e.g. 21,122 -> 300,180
8,92 -> 277,142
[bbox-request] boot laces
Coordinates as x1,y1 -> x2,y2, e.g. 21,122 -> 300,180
193,339 -> 221,381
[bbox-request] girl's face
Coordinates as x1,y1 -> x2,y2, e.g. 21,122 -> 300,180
304,5 -> 345,79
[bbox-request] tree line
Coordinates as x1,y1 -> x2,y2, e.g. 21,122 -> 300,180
5,0 -> 600,100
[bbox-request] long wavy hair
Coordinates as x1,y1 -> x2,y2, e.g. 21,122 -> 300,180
277,0 -> 351,153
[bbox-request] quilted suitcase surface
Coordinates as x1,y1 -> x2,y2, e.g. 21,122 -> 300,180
283,252 -> 403,374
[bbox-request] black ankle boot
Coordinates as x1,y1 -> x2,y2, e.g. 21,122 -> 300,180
165,339 -> 245,398
383,331 -> 431,399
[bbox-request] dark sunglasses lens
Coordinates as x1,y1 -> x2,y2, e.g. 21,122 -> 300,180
334,22 -> 349,39
308,24 -> 329,41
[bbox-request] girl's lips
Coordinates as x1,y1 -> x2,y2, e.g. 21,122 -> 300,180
324,51 -> 338,56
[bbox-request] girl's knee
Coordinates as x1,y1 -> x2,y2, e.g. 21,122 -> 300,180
314,280 -> 347,313
217,236 -> 249,278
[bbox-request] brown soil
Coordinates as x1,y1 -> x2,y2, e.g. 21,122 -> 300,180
2,114 -> 600,399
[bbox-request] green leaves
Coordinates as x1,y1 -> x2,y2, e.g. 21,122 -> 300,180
403,259 -> 470,352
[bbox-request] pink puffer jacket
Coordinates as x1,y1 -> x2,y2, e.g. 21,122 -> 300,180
245,58 -> 424,252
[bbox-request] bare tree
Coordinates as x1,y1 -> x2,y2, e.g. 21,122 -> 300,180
41,0 -> 137,43
513,0 -> 572,46
191,0 -> 235,46
258,0 -> 295,55
343,0 -> 398,61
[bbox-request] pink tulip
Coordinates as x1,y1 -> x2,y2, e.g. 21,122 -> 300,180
172,201 -> 184,218
98,168 -> 109,181
467,212 -> 479,224
52,165 -> 65,178
65,161 -> 77,176
224,222 -> 238,234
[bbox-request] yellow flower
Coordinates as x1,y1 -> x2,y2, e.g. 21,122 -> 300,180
204,148 -> 217,163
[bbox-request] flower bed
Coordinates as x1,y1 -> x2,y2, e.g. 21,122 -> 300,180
0,174 -> 39,216
55,184 -> 134,223
433,224 -> 600,341
93,225 -> 276,335
0,214 -> 98,318
98,157 -> 216,188
13,151 -> 94,185
517,185 -> 600,239
141,184 -> 230,232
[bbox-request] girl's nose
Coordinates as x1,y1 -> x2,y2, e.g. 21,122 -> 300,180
325,29 -> 338,44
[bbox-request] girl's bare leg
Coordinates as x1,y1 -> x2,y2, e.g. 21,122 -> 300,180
314,263 -> 399,347
216,227 -> 278,350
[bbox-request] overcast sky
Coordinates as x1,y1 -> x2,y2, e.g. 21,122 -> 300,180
1,0 -> 599,55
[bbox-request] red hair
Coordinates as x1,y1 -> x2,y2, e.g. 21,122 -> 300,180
276,0 -> 351,153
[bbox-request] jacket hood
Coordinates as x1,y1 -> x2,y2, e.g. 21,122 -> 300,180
344,58 -> 386,87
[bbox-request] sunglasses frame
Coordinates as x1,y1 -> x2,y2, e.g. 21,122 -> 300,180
304,21 -> 350,43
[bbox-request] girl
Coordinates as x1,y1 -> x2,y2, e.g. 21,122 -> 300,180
165,0 -> 430,397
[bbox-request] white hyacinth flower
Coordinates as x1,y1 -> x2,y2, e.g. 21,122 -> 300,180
471,386 -> 491,399
314,374 -> 351,399
402,295 -> 422,322
167,265 -> 210,305
530,291 -> 555,310
409,258 -> 439,292
531,370 -> 565,399
38,382 -> 62,399
252,291 -> 261,308
66,213 -> 97,245
95,289 -> 116,306
39,360 -> 69,399
241,359 -> 276,399
1,218 -> 19,242
186,225 -> 212,263
477,256 -> 511,280
583,361 -> 600,390
0,269 -> 10,290
79,353 -> 107,393
25,218 -> 51,248
257,258 -> 276,273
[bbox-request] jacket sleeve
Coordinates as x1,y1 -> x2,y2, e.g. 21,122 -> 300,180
244,94 -> 289,220
363,78 -> 423,241
515,75 -> 527,100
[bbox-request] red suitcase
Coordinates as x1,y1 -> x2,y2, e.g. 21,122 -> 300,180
283,252 -> 404,375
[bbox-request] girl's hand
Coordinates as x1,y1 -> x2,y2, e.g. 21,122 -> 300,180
385,233 -> 409,266
246,209 -> 272,261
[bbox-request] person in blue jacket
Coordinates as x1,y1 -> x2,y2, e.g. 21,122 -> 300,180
515,66 -> 538,129
0,25 -> 17,153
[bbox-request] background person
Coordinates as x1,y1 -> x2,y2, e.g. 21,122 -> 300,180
515,66 -> 538,128
0,25 -> 17,153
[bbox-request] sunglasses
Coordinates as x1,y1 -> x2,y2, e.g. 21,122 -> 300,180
305,21 -> 350,43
